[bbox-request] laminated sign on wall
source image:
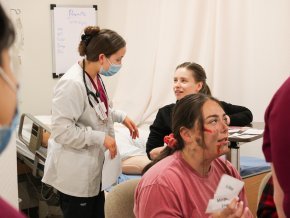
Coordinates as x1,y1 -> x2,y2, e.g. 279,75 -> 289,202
51,4 -> 97,78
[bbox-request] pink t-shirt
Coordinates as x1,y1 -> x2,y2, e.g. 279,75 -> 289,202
134,151 -> 247,218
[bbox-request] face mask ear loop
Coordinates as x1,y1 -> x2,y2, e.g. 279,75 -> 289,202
106,57 -> 112,66
0,111 -> 18,153
0,67 -> 18,93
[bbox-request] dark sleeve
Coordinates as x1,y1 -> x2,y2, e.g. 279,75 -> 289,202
220,101 -> 253,126
257,177 -> 278,218
146,105 -> 173,160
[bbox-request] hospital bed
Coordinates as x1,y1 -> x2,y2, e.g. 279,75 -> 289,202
16,113 -> 270,178
16,113 -> 270,215
16,113 -> 150,177
17,114 -> 51,177
16,114 -> 62,217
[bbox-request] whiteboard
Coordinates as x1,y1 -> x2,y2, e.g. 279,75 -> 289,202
51,5 -> 97,78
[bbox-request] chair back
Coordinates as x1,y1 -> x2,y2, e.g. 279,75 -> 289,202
257,171 -> 272,205
105,179 -> 140,218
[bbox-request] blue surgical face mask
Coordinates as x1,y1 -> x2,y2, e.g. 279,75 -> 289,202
0,112 -> 18,153
100,57 -> 121,77
0,67 -> 19,153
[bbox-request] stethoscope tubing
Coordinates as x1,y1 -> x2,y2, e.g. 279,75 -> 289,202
82,59 -> 109,108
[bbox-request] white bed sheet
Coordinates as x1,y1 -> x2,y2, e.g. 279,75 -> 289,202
114,123 -> 149,160
16,115 -> 149,162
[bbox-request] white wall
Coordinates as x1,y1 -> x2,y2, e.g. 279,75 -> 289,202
3,0 -> 106,116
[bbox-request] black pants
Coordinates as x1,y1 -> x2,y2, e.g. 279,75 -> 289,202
59,191 -> 105,218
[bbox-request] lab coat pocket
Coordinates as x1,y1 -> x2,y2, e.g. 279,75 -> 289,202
42,139 -> 62,185
56,147 -> 101,194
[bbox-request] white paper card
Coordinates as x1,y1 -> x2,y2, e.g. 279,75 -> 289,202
206,197 -> 231,213
206,174 -> 244,214
215,174 -> 244,198
101,150 -> 122,191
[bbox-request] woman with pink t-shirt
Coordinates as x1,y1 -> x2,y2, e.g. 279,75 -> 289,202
134,94 -> 252,218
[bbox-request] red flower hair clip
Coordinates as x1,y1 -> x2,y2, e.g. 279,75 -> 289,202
164,133 -> 177,148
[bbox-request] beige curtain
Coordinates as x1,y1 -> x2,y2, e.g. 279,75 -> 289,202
99,0 -> 290,125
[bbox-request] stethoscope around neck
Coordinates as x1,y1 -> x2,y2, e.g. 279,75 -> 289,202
82,59 -> 108,120
82,59 -> 108,106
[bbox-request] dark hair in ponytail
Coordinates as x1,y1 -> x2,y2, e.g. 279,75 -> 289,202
143,93 -> 220,174
78,26 -> 126,61
176,62 -> 212,96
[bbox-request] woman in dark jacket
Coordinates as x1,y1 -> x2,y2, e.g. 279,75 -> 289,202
146,62 -> 253,160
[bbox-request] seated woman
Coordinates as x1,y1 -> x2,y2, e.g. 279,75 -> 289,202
146,62 -> 253,160
134,94 -> 252,218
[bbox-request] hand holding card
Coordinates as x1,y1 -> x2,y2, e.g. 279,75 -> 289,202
214,174 -> 244,198
206,174 -> 244,214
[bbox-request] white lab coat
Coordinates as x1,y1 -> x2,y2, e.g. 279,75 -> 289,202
42,63 -> 126,197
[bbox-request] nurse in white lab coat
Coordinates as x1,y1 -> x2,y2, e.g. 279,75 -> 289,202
42,26 -> 138,218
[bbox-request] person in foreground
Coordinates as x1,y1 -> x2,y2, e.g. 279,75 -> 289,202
42,26 -> 138,218
134,94 -> 252,218
146,62 -> 253,160
262,76 -> 290,218
0,4 -> 26,218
